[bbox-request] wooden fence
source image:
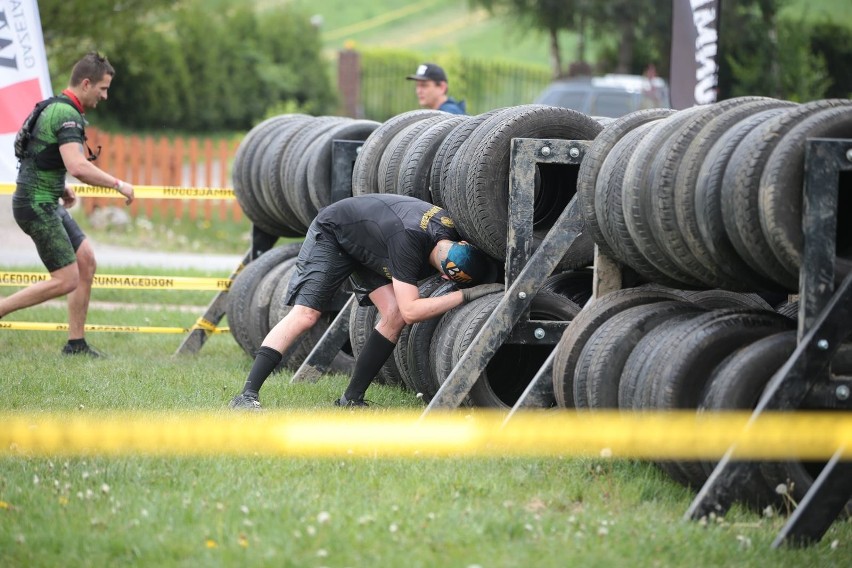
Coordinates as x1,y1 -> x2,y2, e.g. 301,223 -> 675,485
82,128 -> 243,223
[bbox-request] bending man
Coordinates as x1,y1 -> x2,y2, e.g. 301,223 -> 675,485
229,194 -> 500,409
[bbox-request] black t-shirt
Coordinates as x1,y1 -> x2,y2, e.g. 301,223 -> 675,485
315,194 -> 459,285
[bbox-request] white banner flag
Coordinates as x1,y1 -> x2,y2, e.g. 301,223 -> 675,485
0,0 -> 52,183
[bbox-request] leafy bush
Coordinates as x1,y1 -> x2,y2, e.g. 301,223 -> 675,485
97,1 -> 336,131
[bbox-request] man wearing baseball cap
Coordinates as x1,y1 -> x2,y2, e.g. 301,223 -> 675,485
406,63 -> 466,115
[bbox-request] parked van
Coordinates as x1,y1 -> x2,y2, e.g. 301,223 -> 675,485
535,74 -> 671,118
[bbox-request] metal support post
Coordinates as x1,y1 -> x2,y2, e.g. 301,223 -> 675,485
331,140 -> 363,204
424,138 -> 589,412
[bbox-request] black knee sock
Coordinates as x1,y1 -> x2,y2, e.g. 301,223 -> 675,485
344,330 -> 396,401
67,338 -> 86,347
242,346 -> 282,397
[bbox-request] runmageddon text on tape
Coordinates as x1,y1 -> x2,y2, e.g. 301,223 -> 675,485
1,272 -> 231,291
0,411 -> 848,459
0,321 -> 229,334
0,183 -> 234,200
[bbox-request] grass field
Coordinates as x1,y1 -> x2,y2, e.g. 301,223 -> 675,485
1,271 -> 850,565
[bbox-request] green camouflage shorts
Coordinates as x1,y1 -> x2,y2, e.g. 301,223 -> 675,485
13,202 -> 85,272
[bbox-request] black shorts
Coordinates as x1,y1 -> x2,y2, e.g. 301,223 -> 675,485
13,202 -> 85,272
285,223 -> 389,310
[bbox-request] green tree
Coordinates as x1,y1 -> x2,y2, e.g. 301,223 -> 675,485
38,0 -> 174,83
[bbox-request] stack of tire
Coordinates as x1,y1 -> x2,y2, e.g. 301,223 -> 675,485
227,115 -> 382,375
552,97 -> 852,512
232,114 -> 381,238
345,105 -> 606,405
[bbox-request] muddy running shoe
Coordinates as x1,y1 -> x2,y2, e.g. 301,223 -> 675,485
334,394 -> 369,408
229,393 -> 262,410
62,342 -> 104,358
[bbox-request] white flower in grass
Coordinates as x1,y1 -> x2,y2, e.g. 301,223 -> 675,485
831,540 -> 839,549
389,523 -> 398,533
762,506 -> 775,518
101,483 -> 110,494
524,524 -> 534,532
597,526 -> 609,536
240,505 -> 249,515
736,535 -> 752,549
775,483 -> 788,495
317,511 -> 331,524
32,475 -> 39,485
306,525 -> 317,536
357,515 -> 374,525
317,549 -> 328,557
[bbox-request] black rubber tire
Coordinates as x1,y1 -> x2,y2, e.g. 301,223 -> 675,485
351,110 -> 447,196
540,268 -> 593,307
693,108 -> 791,291
775,300 -> 799,320
595,120 -> 679,285
404,280 -> 459,401
304,119 -> 381,211
672,99 -> 797,287
574,301 -> 703,410
679,289 -> 772,311
576,108 -> 676,258
431,110 -> 504,210
450,105 -> 603,259
377,115 -> 448,195
551,286 -> 688,408
645,98 -> 781,287
429,291 -> 581,408
699,331 -> 798,510
721,100 -> 852,290
392,275 -> 446,394
643,309 -> 796,487
618,311 -> 706,413
620,106 -> 706,286
759,104 -> 852,278
281,117 -> 349,231
235,115 -> 307,236
258,117 -> 319,235
226,243 -> 302,357
397,115 -> 467,202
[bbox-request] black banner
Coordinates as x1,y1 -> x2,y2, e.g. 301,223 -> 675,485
670,0 -> 721,109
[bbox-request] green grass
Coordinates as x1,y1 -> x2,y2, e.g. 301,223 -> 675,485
1,277 -> 850,566
73,210 -> 256,256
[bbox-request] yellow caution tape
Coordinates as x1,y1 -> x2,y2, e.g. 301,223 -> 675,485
0,321 -> 229,334
191,317 -> 219,333
0,411 -> 847,459
0,272 -> 231,291
0,183 -> 234,200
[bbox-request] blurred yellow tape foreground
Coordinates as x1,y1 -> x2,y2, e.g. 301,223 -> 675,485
0,411 -> 849,459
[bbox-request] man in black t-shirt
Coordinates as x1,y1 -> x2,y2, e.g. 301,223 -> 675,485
230,194 -> 501,409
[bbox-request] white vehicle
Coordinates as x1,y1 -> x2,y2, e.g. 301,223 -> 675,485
535,74 -> 671,118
